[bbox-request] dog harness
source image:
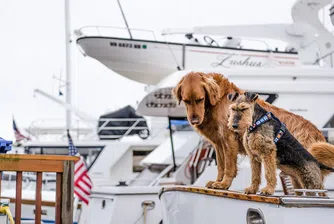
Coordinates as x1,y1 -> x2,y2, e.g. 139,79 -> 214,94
248,112 -> 286,144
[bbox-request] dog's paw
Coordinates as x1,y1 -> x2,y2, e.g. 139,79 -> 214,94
260,186 -> 275,195
244,186 -> 258,194
319,192 -> 327,197
205,181 -> 217,188
212,181 -> 231,190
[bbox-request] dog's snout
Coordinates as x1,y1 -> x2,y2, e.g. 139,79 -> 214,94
232,123 -> 239,129
190,115 -> 200,125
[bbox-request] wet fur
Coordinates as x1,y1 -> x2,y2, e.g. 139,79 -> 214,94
173,72 -> 334,189
228,93 -> 327,195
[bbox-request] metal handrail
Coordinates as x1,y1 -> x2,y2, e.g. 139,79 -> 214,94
25,117 -> 157,141
76,25 -> 157,41
313,50 -> 334,67
97,118 -> 148,140
187,140 -> 215,183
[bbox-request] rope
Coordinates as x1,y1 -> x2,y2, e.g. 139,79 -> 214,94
143,205 -> 148,224
133,211 -> 144,224
163,36 -> 183,70
0,205 -> 14,224
133,205 -> 148,224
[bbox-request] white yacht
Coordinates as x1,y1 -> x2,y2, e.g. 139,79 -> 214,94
76,0 -> 334,223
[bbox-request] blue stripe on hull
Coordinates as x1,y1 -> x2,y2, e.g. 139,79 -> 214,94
21,218 -> 77,224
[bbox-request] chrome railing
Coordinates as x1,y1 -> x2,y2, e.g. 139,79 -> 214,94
25,117 -> 169,141
97,118 -> 150,140
314,51 -> 334,68
26,118 -> 92,141
321,128 -> 334,144
76,25 -> 157,41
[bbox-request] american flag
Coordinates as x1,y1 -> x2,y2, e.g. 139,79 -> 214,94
12,118 -> 30,142
67,130 -> 92,205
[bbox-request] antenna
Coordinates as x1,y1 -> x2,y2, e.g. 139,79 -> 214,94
117,0 -> 133,39
53,73 -> 66,96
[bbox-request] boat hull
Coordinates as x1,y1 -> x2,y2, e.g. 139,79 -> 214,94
77,37 -> 300,85
160,187 -> 334,224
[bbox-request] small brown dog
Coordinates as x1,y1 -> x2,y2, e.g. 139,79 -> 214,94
227,92 -> 334,195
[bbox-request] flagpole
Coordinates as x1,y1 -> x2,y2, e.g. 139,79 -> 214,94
64,0 -> 72,130
73,196 -> 79,222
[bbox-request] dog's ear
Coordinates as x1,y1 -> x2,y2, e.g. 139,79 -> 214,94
172,77 -> 184,105
202,76 -> 221,106
244,92 -> 259,102
227,92 -> 239,102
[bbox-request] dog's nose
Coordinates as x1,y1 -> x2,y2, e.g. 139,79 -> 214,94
232,124 -> 239,129
190,115 -> 200,125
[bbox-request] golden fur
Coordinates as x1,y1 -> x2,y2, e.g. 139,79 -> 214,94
173,72 -> 241,189
173,71 -> 334,189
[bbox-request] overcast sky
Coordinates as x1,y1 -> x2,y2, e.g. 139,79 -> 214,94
0,0 -> 331,140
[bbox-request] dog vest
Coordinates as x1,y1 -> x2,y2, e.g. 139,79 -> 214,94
248,112 -> 286,144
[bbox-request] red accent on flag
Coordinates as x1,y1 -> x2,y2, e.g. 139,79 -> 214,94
13,118 -> 30,142
68,130 -> 92,205
73,157 -> 92,205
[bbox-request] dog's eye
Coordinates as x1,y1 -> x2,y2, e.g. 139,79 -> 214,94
195,98 -> 204,103
183,100 -> 190,104
240,108 -> 248,112
231,108 -> 237,111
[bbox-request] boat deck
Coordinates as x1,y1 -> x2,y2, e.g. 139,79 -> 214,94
159,186 -> 334,207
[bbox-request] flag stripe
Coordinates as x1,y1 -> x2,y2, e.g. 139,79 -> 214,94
68,131 -> 92,205
77,181 -> 91,195
74,188 -> 89,205
13,118 -> 29,142
82,176 -> 93,188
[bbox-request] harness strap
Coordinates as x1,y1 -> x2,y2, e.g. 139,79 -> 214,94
249,112 -> 272,132
248,112 -> 286,144
274,123 -> 286,143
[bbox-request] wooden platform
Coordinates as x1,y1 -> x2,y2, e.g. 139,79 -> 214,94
0,154 -> 79,224
160,186 -> 281,204
160,186 -> 334,208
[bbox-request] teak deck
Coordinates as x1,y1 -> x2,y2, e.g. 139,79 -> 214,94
160,186 -> 334,208
160,186 -> 281,204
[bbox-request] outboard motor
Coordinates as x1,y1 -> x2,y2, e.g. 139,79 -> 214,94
330,1 -> 334,26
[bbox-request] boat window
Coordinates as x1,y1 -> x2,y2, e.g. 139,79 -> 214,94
133,149 -> 153,173
324,114 -> 334,128
170,119 -> 193,132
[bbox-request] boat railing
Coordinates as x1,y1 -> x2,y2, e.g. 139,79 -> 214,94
321,128 -> 334,144
25,117 -> 167,141
97,118 -> 155,140
0,154 -> 78,224
187,141 -> 215,184
314,50 -> 334,68
26,118 -> 92,141
75,26 -> 158,41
